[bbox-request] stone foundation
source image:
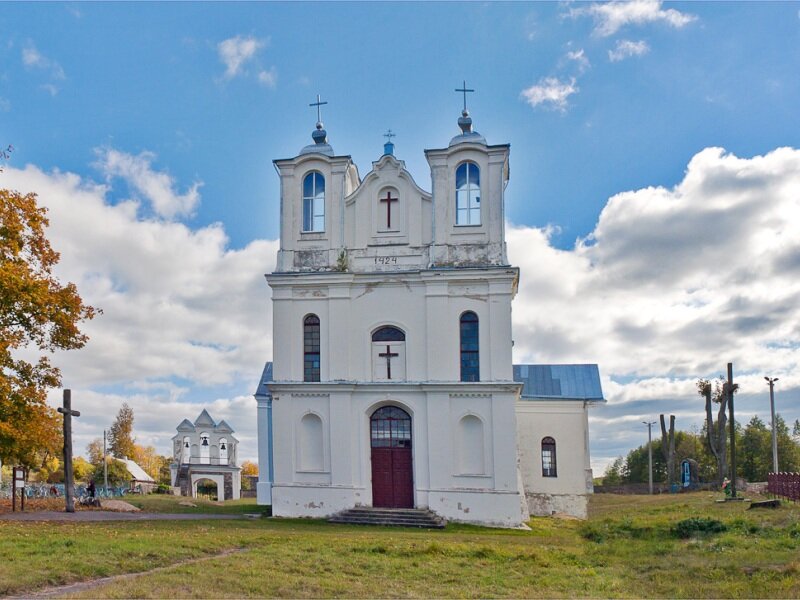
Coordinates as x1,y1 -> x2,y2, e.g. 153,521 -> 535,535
526,492 -> 588,519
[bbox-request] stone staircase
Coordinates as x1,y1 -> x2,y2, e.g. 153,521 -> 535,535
328,507 -> 446,529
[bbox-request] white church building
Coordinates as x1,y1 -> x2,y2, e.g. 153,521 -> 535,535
255,96 -> 604,526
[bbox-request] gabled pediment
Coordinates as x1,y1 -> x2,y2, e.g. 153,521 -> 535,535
176,419 -> 195,432
345,154 -> 431,206
215,419 -> 234,433
194,409 -> 216,428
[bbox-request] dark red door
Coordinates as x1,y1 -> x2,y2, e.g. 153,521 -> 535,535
370,406 -> 413,508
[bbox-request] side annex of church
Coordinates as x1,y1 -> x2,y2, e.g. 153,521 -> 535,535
255,97 -> 604,526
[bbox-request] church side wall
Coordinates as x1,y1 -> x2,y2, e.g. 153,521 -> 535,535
516,401 -> 593,519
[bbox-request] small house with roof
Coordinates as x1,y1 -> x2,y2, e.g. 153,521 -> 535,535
116,457 -> 157,494
169,410 -> 241,501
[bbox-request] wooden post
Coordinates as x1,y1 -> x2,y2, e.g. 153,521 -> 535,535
57,389 -> 81,513
727,363 -> 737,499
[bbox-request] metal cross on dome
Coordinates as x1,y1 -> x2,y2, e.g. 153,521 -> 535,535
383,129 -> 396,143
455,80 -> 475,112
309,94 -> 328,123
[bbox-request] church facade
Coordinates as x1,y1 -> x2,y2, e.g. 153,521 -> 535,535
255,101 -> 603,526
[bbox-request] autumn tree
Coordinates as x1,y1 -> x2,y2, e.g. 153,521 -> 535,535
132,444 -> 170,481
240,460 -> 258,490
0,189 -> 96,468
698,377 -> 737,485
108,403 -> 135,459
86,438 -> 105,466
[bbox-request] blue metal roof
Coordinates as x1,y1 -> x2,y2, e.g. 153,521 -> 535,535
255,361 -> 273,397
513,364 -> 604,401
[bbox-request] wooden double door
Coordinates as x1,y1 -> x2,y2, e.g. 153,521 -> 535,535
370,406 -> 414,508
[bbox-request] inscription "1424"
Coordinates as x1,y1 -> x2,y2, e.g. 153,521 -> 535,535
374,256 -> 398,265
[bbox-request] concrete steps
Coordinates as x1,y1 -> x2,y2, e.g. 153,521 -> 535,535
328,507 -> 446,529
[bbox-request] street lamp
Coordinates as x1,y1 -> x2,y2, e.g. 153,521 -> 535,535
643,421 -> 657,495
765,377 -> 779,474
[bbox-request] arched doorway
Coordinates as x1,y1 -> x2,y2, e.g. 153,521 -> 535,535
370,406 -> 413,508
194,477 -> 219,501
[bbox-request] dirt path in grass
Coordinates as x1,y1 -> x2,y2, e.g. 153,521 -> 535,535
11,548 -> 247,598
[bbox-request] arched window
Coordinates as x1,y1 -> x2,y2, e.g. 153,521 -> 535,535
458,415 -> 485,474
200,432 -> 210,464
181,436 -> 191,463
541,437 -> 557,477
303,315 -> 320,382
371,326 -> 406,381
302,172 -> 325,232
371,326 -> 406,342
455,162 -> 480,225
219,438 -> 228,464
299,413 -> 324,471
460,311 -> 479,382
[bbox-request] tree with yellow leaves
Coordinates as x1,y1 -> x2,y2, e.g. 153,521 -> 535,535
1,189 -> 96,468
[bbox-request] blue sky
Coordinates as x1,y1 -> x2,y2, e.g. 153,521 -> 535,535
2,1 -> 800,470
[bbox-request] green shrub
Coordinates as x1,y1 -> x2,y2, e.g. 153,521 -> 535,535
673,517 -> 727,538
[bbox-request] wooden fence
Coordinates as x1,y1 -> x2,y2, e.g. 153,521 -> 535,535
767,472 -> 800,502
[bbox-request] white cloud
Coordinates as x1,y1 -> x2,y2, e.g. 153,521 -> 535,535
257,67 -> 277,88
217,35 -> 266,79
22,43 -> 66,80
4,163 -> 276,462
0,97 -> 10,111
508,146 -> 800,468
608,39 -> 650,62
565,48 -> 591,72
6,146 -> 800,469
520,77 -> 578,112
94,148 -> 202,219
568,0 -> 696,37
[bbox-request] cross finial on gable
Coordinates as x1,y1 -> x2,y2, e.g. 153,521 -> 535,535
455,80 -> 475,113
309,94 -> 328,126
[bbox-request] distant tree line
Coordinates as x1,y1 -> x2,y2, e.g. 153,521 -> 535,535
603,414 -> 800,485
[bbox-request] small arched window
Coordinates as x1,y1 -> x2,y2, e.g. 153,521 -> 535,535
371,326 -> 406,342
219,438 -> 228,464
303,315 -> 320,382
200,432 -> 210,464
455,162 -> 480,225
460,311 -> 479,382
542,437 -> 557,477
302,172 -> 325,232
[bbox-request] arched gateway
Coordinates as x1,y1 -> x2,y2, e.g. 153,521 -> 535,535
370,406 -> 414,508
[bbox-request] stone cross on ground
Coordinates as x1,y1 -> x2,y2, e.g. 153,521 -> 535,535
57,389 -> 81,513
379,345 -> 399,380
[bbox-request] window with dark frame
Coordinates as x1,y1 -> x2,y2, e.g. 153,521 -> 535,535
303,314 -> 320,382
302,172 -> 325,232
460,311 -> 479,382
455,162 -> 480,225
541,436 -> 557,477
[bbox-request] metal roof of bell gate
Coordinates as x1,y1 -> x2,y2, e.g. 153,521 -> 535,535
513,364 -> 604,402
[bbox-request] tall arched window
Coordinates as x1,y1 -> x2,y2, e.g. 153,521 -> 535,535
200,432 -> 210,464
219,438 -> 228,464
302,172 -> 325,232
460,311 -> 479,382
303,314 -> 320,382
455,162 -> 480,225
541,437 -> 557,477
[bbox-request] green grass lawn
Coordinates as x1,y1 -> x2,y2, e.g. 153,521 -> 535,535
0,493 -> 798,598
122,494 -> 270,515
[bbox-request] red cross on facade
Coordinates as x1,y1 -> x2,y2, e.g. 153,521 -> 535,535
379,344 -> 399,379
380,190 -> 399,229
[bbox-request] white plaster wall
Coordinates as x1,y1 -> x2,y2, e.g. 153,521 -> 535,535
516,400 -> 594,518
267,269 -> 517,383
269,383 -> 527,526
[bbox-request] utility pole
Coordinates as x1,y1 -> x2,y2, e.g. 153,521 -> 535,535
643,421 -> 656,494
727,362 -> 738,499
765,377 -> 779,474
103,429 -> 109,492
